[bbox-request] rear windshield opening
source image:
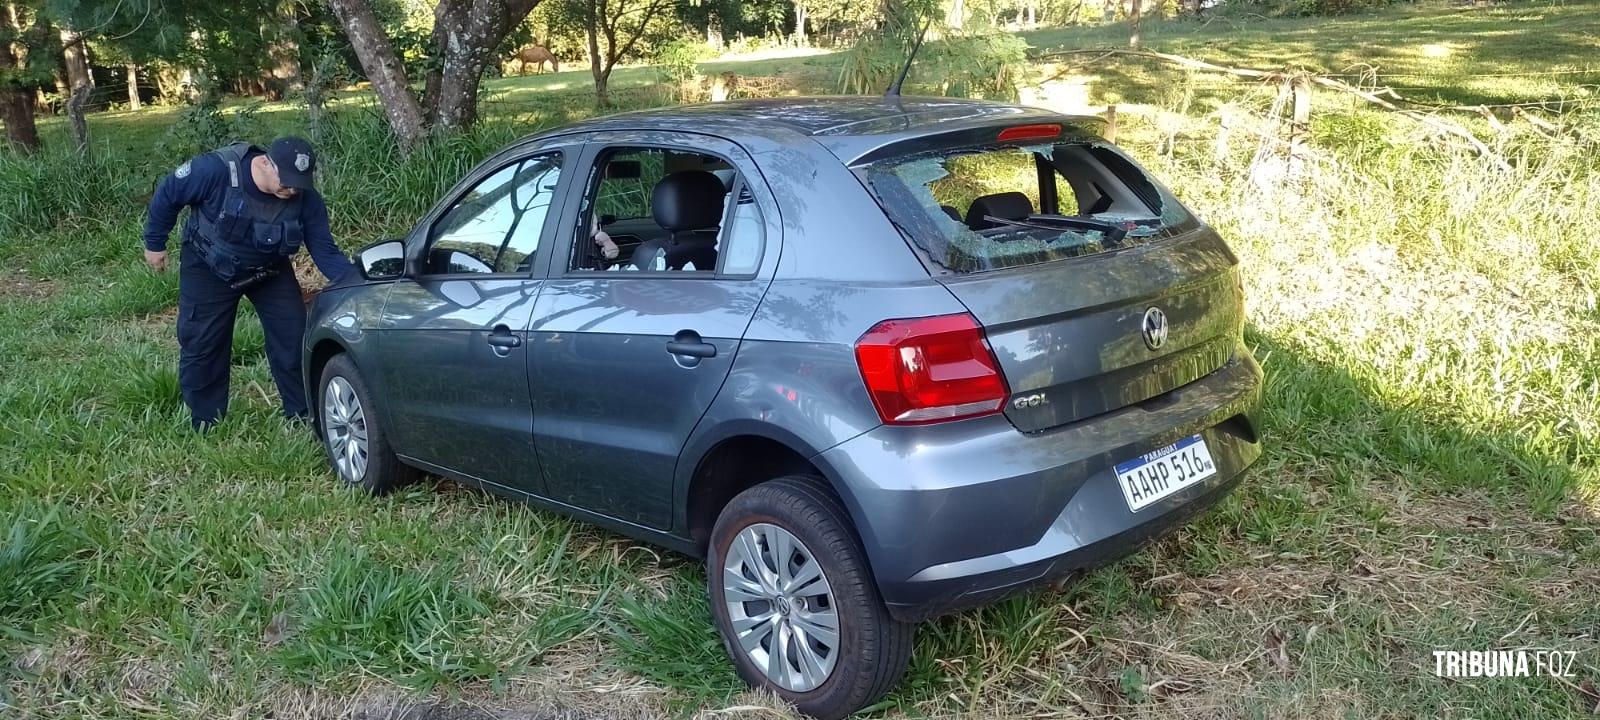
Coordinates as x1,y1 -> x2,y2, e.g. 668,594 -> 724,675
862,140 -> 1195,273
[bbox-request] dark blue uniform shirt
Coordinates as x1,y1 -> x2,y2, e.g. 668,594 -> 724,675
142,149 -> 355,282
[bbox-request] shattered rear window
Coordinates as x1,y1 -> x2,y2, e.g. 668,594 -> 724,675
862,140 -> 1198,273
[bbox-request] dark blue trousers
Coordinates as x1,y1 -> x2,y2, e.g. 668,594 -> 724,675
177,244 -> 307,428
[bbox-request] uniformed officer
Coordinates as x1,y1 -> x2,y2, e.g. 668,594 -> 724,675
142,137 -> 355,430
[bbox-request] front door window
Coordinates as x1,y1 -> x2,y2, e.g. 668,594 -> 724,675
426,153 -> 562,275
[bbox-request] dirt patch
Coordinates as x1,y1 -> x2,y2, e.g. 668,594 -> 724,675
1,270 -> 57,300
263,665 -> 799,720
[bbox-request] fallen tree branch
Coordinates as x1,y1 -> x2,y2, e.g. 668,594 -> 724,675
1305,74 -> 1513,171
1033,47 -> 1281,79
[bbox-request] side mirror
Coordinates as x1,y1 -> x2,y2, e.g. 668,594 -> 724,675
356,239 -> 406,281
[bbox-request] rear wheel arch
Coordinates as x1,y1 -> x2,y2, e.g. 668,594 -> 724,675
683,431 -> 867,557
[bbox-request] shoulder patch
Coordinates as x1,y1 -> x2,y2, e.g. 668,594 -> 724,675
174,161 -> 192,179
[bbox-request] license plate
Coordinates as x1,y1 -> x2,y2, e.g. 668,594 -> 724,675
1115,435 -> 1218,512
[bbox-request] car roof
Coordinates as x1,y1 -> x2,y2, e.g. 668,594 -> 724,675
534,96 -> 1105,165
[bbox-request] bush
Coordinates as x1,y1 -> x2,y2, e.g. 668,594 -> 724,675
838,29 -> 1029,101
654,37 -> 718,102
932,32 -> 1030,101
654,37 -> 715,85
837,36 -> 911,95
1221,0 -> 1398,17
156,93 -> 269,161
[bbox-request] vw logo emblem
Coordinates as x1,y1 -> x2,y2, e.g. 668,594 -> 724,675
1142,307 -> 1169,350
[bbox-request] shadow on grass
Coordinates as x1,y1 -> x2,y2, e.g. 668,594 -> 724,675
1245,329 -> 1580,518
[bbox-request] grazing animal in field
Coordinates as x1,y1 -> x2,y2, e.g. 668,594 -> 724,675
513,45 -> 559,75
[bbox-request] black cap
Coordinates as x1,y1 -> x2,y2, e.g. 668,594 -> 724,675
267,136 -> 317,190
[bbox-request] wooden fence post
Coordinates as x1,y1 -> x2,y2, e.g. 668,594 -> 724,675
1288,76 -> 1311,174
1215,107 -> 1235,165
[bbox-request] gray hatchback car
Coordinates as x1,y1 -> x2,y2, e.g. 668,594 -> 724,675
303,97 -> 1263,719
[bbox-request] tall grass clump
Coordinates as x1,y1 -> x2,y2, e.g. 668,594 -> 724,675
0,146 -> 151,244
312,111 -> 536,242
276,548 -> 502,688
612,581 -> 743,707
0,505 -> 84,640
1144,102 -> 1600,511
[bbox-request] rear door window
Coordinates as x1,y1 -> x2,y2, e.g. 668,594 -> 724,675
862,141 -> 1197,273
567,145 -> 762,275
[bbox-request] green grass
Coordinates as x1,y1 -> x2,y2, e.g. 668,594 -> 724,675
3,1 -> 1599,718
1022,1 -> 1600,109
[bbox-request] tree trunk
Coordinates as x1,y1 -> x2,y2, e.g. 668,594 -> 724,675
65,87 -> 88,151
1,2 -> 39,151
587,11 -> 608,107
793,2 -> 807,45
0,91 -> 39,152
153,66 -> 172,102
179,67 -> 196,102
1128,0 -> 1142,48
267,14 -> 301,101
126,65 -> 141,109
425,0 -> 543,131
61,30 -> 92,152
431,65 -> 485,129
706,13 -> 723,49
327,0 -> 429,152
950,0 -> 964,28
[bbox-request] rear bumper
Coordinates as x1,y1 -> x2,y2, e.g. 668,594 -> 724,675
818,348 -> 1263,623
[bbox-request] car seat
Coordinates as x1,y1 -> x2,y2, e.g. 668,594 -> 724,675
964,191 -> 1034,230
630,170 -> 726,271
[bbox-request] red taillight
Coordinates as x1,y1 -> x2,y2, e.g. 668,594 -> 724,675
997,123 -> 1061,142
854,313 -> 1010,425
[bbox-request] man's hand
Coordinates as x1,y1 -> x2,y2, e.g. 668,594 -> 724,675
144,249 -> 168,272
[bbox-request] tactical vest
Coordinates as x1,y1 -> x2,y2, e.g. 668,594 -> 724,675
184,142 -> 305,282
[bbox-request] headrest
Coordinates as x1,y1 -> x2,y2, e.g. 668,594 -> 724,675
964,192 -> 1034,230
652,171 -> 727,232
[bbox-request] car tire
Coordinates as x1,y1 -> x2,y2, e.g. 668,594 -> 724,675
317,354 -> 418,495
707,475 -> 914,720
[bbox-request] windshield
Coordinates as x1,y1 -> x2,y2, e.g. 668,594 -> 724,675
862,140 -> 1198,273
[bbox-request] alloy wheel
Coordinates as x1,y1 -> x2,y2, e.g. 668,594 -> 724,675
722,522 -> 840,692
322,376 -> 369,482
